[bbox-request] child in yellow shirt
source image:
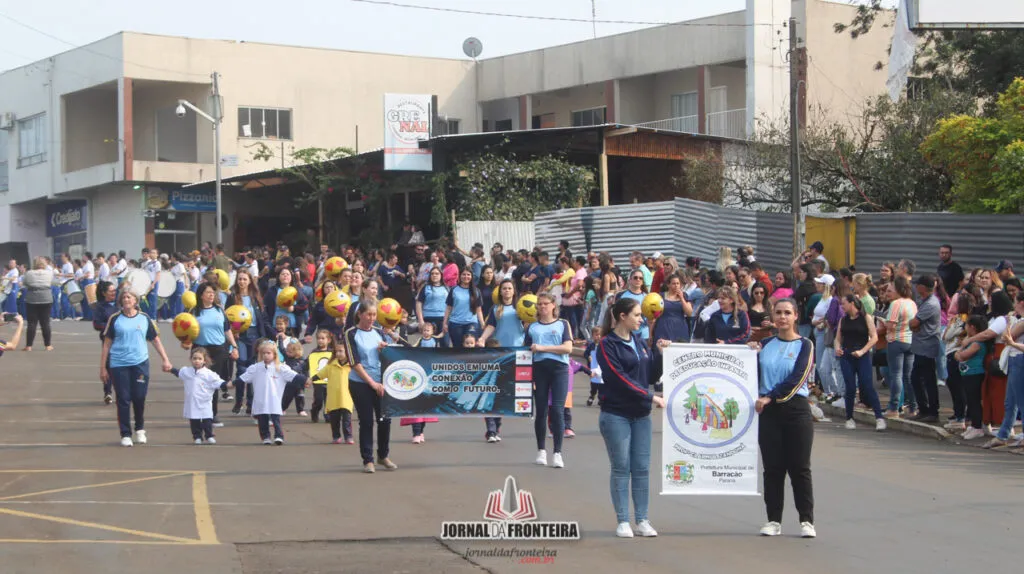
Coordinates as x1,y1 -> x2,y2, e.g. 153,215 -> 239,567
310,338 -> 354,444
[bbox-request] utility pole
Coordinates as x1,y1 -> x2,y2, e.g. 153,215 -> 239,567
789,17 -> 803,258
211,71 -> 224,245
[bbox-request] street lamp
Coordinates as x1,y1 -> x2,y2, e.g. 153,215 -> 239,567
176,72 -> 224,244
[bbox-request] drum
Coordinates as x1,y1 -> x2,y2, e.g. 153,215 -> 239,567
123,269 -> 152,299
155,271 -> 177,309
62,279 -> 84,305
84,283 -> 98,305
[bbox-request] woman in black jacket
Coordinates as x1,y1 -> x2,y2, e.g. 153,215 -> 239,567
596,297 -> 669,539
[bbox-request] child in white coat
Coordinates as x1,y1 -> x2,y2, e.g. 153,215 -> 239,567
171,347 -> 225,445
237,340 -> 309,445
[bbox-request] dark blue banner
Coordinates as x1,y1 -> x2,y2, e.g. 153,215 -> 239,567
45,200 -> 87,237
381,347 -> 535,418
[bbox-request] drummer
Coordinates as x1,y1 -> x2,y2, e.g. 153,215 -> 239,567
141,248 -> 161,320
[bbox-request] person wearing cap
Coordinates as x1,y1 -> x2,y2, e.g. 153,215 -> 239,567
996,260 -> 1015,284
810,274 -> 841,401
909,274 -> 943,423
650,252 -> 666,294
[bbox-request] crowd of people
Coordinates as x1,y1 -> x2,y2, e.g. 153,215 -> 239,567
3,231 -> 1023,540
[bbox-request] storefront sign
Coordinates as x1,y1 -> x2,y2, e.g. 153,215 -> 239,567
661,344 -> 760,496
146,188 -> 216,212
380,347 -> 534,418
45,200 -> 87,237
383,93 -> 432,171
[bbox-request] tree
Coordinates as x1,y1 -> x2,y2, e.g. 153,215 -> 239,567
710,89 -> 972,212
835,2 -> 1024,109
430,150 -> 594,233
723,398 -> 740,428
684,384 -> 700,412
920,78 -> 1024,214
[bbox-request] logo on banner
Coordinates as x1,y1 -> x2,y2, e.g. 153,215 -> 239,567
45,200 -> 87,236
441,476 -> 579,540
382,360 -> 429,400
515,399 -> 533,414
665,460 -> 695,486
515,351 -> 533,365
386,98 -> 429,144
514,383 -> 533,397
667,374 -> 754,449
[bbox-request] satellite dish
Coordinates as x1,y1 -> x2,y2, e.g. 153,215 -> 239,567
462,37 -> 483,59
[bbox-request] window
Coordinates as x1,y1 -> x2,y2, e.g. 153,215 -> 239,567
571,107 -> 606,127
17,114 -> 47,167
445,119 -> 460,135
0,130 -> 8,191
532,113 -> 555,129
671,93 -> 697,118
238,107 -> 292,140
493,119 -> 513,132
482,120 -> 491,132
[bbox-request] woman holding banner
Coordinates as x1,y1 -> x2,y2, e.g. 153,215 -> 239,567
477,278 -> 525,442
750,298 -> 816,539
596,297 -> 669,538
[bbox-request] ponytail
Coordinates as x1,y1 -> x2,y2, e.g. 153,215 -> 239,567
601,297 -> 640,337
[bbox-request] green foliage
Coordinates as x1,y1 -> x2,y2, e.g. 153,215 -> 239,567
431,151 -> 594,227
920,78 -> 1024,213
723,398 -> 740,428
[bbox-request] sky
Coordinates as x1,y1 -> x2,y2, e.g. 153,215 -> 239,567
0,0 -> 757,72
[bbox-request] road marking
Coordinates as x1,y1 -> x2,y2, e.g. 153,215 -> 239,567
192,473 -> 219,544
0,472 -> 192,502
0,470 -> 223,474
0,500 -> 278,506
0,507 -> 201,544
0,539 -> 201,545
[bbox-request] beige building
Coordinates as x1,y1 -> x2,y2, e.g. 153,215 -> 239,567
0,0 -> 891,260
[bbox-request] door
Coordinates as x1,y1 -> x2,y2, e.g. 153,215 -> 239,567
670,93 -> 697,132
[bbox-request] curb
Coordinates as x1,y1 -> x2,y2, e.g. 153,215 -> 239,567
820,403 -> 953,441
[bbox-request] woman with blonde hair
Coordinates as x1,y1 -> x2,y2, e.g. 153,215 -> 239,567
852,273 -> 876,316
22,256 -> 55,351
716,246 -> 736,273
704,285 -> 751,344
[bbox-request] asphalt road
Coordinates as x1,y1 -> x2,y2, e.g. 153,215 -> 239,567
1,321 -> 1021,574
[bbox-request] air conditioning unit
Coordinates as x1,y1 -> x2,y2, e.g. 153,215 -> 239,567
0,113 -> 14,130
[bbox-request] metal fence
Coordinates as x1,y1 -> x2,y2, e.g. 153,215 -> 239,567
855,213 -> 1024,273
455,221 -> 536,252
535,198 -> 792,270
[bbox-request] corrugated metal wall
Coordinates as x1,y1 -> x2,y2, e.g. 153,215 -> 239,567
455,221 -> 536,252
535,199 -> 793,268
855,213 -> 1024,273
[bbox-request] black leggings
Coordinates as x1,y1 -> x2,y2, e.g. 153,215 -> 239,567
533,360 -> 568,453
26,303 -> 52,347
200,344 -> 232,417
759,395 -> 814,524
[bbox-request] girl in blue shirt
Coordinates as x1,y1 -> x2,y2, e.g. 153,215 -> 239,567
478,279 -> 526,442
704,285 -> 751,345
415,267 -> 449,338
524,293 -> 573,468
187,283 -> 239,425
345,300 -> 407,473
750,298 -> 816,539
444,269 -> 485,349
226,269 -> 273,414
615,270 -> 650,341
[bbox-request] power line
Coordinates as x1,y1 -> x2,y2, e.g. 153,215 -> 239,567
0,11 -> 208,78
347,0 -> 770,27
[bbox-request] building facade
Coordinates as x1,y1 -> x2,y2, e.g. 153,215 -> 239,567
0,0 -> 891,260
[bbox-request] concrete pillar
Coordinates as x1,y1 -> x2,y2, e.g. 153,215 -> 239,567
604,80 -> 618,123
519,95 -> 532,130
118,77 -> 134,181
697,66 -> 708,134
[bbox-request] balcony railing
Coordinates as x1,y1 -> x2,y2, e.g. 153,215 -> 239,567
633,115 -> 698,134
633,109 -> 747,140
706,109 -> 746,140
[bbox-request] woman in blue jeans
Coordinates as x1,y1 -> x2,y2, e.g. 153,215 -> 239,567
884,278 -> 918,416
987,292 -> 1024,447
99,291 -> 173,447
443,269 -> 484,347
834,295 -> 886,431
596,297 -> 668,539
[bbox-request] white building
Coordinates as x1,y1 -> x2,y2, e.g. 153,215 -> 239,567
0,0 -> 890,261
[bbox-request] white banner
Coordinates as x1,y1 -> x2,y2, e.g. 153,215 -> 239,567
383,93 -> 432,171
661,344 -> 760,496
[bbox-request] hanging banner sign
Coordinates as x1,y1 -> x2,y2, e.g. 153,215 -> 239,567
383,93 -> 432,171
661,344 -> 760,496
380,347 -> 534,418
146,188 -> 216,212
45,200 -> 87,237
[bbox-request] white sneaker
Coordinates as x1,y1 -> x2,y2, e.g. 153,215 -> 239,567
274,437 -> 284,445
635,520 -> 658,537
759,522 -> 782,536
194,438 -> 203,445
875,418 -> 887,431
134,430 -> 147,445
206,437 -> 216,445
985,424 -> 996,437
962,427 -> 986,440
844,419 -> 856,430
262,438 -> 272,445
120,436 -> 134,447
615,522 -> 634,538
534,450 -> 547,466
800,522 -> 817,538
552,452 -> 564,468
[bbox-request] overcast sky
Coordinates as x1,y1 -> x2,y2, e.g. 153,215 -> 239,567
0,0 -> 755,72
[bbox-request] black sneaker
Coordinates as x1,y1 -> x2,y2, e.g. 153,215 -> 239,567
104,394 -> 113,405
231,404 -> 241,415
311,412 -> 320,423
586,396 -> 595,407
221,392 -> 232,401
